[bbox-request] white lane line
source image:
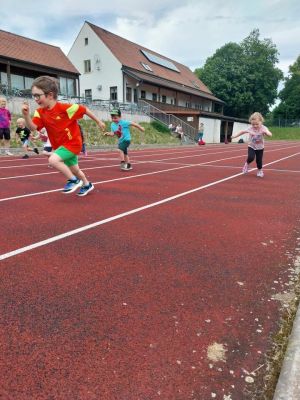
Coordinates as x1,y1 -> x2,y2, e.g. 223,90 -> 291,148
1,149 -> 300,202
2,142 -> 299,181
0,153 -> 246,202
0,172 -> 245,261
1,152 -> 299,261
0,148 -> 245,181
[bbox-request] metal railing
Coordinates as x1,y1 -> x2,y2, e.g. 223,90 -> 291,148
138,100 -> 197,142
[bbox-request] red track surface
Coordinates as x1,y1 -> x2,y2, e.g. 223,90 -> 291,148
1,142 -> 300,399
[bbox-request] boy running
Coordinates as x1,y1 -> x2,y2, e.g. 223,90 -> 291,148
15,118 -> 39,159
104,109 -> 145,171
22,76 -> 105,196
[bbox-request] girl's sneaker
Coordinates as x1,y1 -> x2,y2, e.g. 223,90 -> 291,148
257,170 -> 264,178
242,163 -> 249,174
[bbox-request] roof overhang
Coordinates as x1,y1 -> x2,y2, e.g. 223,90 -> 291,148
122,67 -> 224,104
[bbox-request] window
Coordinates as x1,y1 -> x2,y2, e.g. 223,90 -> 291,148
24,77 -> 34,89
141,49 -> 180,72
134,89 -> 138,103
110,86 -> 118,101
0,72 -> 8,85
84,37 -> 88,46
84,60 -> 91,73
59,77 -> 67,95
85,89 -> 92,101
11,74 -> 24,90
162,95 -> 166,103
141,90 -> 146,99
126,87 -> 132,102
141,62 -> 153,72
67,79 -> 75,97
152,93 -> 157,102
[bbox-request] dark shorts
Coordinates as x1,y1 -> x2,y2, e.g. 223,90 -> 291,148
118,140 -> 130,155
0,128 -> 10,140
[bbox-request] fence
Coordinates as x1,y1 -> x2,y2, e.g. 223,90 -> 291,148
266,118 -> 300,128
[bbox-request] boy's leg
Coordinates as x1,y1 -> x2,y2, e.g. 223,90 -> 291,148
49,153 -> 76,179
120,141 -> 132,170
49,147 -> 83,193
69,164 -> 89,186
69,164 -> 95,196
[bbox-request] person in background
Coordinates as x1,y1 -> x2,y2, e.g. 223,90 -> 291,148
0,97 -> 13,155
15,117 -> 39,159
175,124 -> 184,143
197,122 -> 205,145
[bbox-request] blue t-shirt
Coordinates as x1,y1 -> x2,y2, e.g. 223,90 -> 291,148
111,120 -> 131,143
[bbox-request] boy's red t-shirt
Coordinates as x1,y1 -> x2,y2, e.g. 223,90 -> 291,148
32,102 -> 86,154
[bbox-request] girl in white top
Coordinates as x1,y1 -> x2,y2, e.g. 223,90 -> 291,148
232,112 -> 272,178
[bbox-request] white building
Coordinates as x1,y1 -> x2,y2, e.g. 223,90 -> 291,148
68,21 -> 248,143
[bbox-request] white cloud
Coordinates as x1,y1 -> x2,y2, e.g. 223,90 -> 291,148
0,0 -> 299,76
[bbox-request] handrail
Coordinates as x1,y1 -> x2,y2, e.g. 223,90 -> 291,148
138,100 -> 197,142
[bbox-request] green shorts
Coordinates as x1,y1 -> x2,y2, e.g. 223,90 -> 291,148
54,146 -> 78,167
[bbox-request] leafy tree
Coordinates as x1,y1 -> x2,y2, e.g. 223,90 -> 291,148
195,29 -> 283,118
273,56 -> 300,120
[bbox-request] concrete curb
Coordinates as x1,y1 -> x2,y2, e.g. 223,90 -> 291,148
273,302 -> 300,399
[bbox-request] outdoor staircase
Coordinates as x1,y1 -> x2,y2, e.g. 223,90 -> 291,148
138,100 -> 197,143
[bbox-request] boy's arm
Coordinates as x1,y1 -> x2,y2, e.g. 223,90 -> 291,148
22,102 -> 38,131
85,107 -> 105,130
103,131 -> 115,137
130,121 -> 145,132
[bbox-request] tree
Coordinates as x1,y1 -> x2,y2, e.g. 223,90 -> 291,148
195,29 -> 283,118
273,56 -> 300,120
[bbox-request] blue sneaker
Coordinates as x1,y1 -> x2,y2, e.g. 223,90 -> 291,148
62,178 -> 83,193
77,182 -> 94,196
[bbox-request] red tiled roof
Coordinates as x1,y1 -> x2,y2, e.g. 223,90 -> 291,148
87,22 -> 215,97
0,30 -> 79,74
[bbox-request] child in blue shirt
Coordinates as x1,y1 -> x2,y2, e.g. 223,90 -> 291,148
104,109 -> 145,171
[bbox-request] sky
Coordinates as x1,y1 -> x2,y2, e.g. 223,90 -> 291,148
1,0 -> 299,78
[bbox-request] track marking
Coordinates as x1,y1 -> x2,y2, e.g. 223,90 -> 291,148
0,153 -> 260,202
1,151 -> 299,261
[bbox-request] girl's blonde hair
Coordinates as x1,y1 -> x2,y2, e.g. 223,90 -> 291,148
16,117 -> 25,124
249,112 -> 264,123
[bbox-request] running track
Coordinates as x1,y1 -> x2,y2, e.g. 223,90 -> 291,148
1,141 -> 300,399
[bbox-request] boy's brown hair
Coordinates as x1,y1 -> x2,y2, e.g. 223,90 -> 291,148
31,76 -> 59,99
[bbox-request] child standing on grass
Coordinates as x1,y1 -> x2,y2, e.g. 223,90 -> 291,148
22,76 -> 105,196
0,97 -> 13,155
232,112 -> 272,178
15,118 -> 39,159
104,109 -> 145,171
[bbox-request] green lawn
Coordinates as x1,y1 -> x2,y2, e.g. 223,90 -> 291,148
9,118 -> 180,148
267,126 -> 300,140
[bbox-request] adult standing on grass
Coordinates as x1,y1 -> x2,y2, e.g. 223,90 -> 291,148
232,112 -> 272,178
104,109 -> 145,171
22,76 -> 105,196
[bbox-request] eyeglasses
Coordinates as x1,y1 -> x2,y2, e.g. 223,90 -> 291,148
32,93 -> 45,100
